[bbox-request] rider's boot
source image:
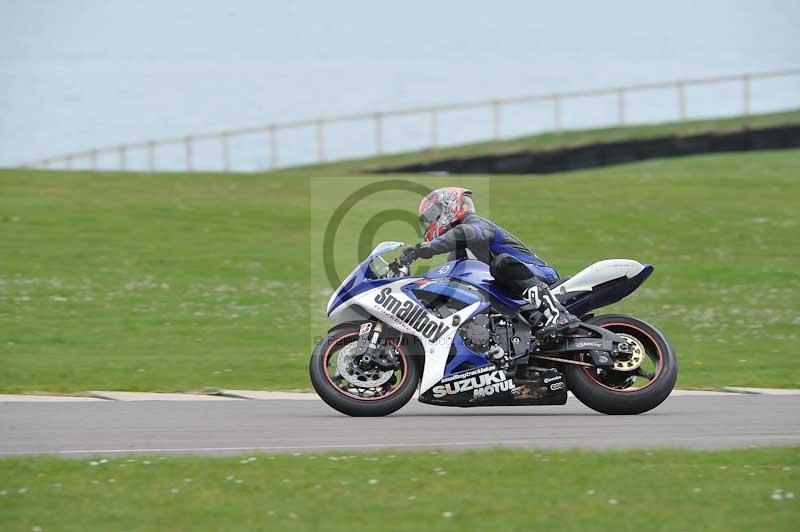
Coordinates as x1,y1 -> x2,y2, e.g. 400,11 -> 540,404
522,282 -> 580,337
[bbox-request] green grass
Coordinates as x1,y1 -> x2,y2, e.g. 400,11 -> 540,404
1,126 -> 799,392
1,448 -> 798,531
0,174 -> 311,392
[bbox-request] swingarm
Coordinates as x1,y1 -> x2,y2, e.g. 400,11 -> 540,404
530,323 -> 631,368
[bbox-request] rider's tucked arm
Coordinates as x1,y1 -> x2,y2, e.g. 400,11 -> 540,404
421,221 -> 494,257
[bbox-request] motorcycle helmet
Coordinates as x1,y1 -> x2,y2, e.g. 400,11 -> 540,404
418,187 -> 475,242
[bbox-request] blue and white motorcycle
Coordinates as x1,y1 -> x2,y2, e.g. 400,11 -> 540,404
310,242 -> 677,417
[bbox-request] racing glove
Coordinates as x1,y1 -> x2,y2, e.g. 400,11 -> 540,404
398,243 -> 434,266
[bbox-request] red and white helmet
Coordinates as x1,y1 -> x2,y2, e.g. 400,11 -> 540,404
418,187 -> 475,242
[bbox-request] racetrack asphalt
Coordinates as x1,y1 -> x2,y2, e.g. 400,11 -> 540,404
2,395 -> 799,457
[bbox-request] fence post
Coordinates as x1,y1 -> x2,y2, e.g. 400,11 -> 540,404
492,100 -> 501,140
676,81 -> 687,120
430,110 -> 439,149
147,142 -> 156,173
268,125 -> 277,170
184,136 -> 193,172
316,119 -> 325,162
118,146 -> 126,171
221,133 -> 230,173
373,112 -> 383,155
616,88 -> 626,125
552,95 -> 562,132
742,74 -> 751,116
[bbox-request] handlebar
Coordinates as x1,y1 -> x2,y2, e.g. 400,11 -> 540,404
387,260 -> 410,278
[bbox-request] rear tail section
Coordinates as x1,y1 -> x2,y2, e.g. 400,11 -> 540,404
552,259 -> 654,317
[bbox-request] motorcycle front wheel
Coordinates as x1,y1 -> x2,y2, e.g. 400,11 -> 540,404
309,323 -> 421,417
565,314 -> 678,415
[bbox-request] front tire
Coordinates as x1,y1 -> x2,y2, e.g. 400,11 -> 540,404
310,323 -> 421,417
565,314 -> 678,415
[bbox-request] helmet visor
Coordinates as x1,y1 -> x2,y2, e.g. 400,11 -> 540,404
419,202 -> 442,235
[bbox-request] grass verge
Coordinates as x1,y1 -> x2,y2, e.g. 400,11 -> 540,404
0,448 -> 798,531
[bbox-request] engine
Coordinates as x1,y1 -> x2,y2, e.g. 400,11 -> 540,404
459,312 -> 523,358
459,313 -> 492,351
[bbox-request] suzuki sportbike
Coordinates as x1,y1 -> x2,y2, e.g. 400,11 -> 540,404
310,242 -> 677,416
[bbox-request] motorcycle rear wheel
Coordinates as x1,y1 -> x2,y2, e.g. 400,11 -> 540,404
310,323 -> 420,417
565,314 -> 678,415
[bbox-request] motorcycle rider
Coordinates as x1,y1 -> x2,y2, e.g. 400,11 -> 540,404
398,186 -> 579,337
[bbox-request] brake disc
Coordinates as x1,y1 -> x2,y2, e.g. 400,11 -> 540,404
336,343 -> 394,388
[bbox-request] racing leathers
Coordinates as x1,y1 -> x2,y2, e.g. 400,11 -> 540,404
401,213 -> 579,336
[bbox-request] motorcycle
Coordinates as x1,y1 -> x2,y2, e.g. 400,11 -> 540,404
310,241 -> 677,417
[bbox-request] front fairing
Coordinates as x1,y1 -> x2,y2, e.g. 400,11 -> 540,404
326,242 -> 406,316
324,247 -> 498,395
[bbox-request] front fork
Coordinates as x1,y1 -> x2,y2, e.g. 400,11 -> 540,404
353,320 -> 399,371
355,320 -> 382,357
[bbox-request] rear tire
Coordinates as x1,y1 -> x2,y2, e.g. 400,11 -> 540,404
565,314 -> 677,415
310,323 -> 421,417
